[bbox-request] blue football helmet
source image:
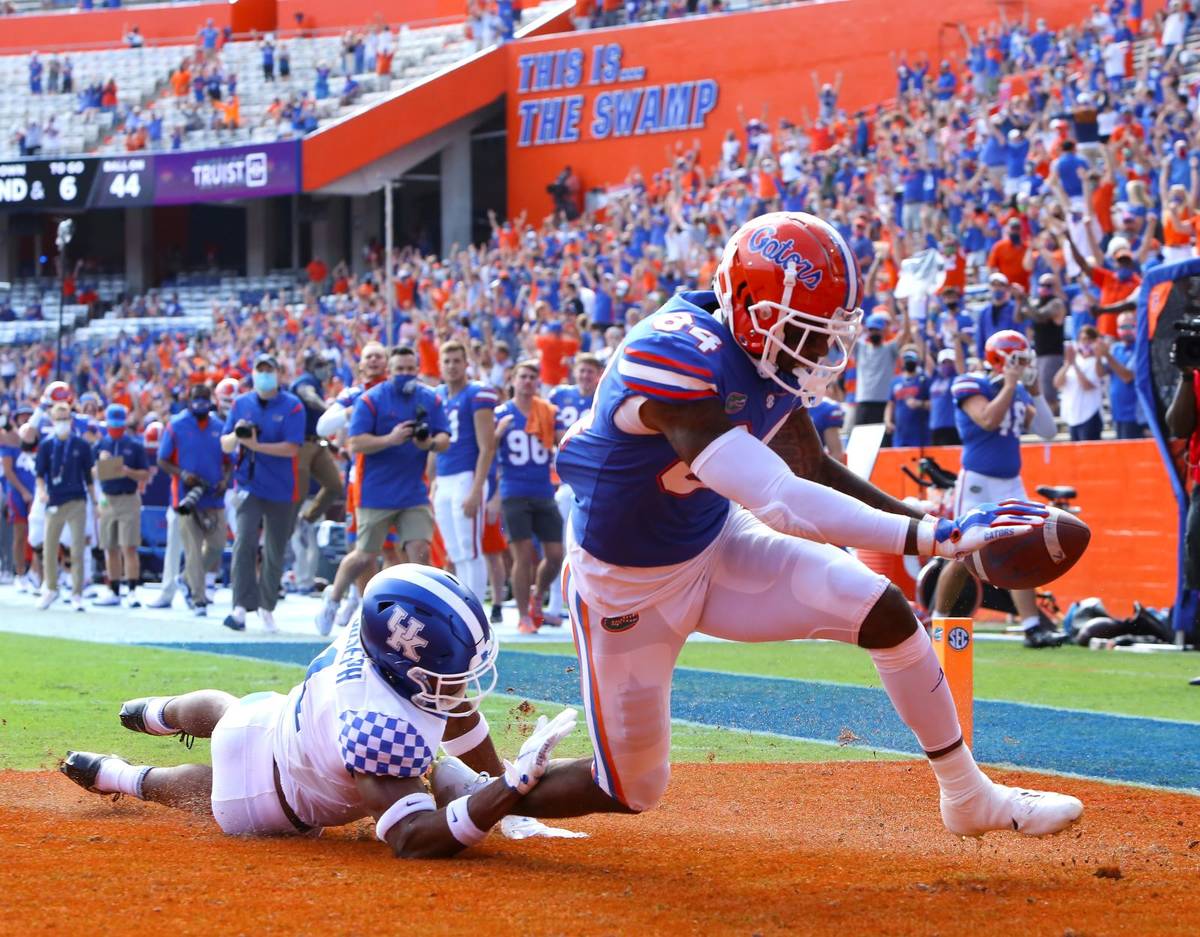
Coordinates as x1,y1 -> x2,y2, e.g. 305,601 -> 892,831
359,564 -> 498,717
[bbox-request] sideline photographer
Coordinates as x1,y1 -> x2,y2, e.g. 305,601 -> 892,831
158,384 -> 229,618
219,354 -> 304,632
314,346 -> 448,635
92,404 -> 150,607
290,348 -> 344,525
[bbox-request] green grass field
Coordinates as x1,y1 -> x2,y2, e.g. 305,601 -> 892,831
519,641 -> 1200,722
0,633 -> 880,772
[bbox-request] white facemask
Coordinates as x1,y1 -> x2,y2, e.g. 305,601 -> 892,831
53,419 -> 71,439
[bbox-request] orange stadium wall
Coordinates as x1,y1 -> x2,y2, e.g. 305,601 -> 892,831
275,0 -> 468,30
870,439 -> 1176,617
505,0 -> 1160,218
0,1 -> 275,52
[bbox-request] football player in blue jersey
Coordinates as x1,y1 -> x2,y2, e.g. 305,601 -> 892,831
544,353 -> 602,626
495,360 -> 563,634
432,340 -> 499,605
513,212 -> 1082,838
934,329 -> 1061,647
61,565 -> 580,856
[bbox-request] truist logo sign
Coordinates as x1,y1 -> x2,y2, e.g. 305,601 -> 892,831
190,151 -> 269,190
747,227 -> 823,289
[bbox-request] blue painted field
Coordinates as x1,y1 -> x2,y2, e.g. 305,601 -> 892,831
150,642 -> 1200,793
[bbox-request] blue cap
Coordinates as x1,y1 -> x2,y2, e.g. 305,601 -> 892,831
253,352 -> 279,369
105,403 -> 127,427
866,312 -> 889,331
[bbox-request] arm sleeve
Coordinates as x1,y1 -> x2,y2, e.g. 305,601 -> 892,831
1028,390 -> 1056,439
690,427 -> 910,554
338,710 -> 434,779
315,402 -> 347,437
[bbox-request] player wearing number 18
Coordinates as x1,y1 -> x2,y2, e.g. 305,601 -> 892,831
494,360 -> 563,634
530,212 -> 1082,839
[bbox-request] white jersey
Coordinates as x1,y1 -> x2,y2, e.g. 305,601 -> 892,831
272,619 -> 446,828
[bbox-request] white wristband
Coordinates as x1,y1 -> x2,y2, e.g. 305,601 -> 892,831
375,792 -> 436,843
445,795 -> 489,847
440,712 -> 489,757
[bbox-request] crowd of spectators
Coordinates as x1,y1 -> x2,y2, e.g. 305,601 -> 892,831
0,0 -> 1194,621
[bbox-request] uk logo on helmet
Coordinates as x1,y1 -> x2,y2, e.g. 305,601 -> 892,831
385,608 -> 429,662
747,227 -> 823,289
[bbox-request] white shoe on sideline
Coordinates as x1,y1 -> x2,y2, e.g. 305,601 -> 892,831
333,596 -> 355,629
315,588 -> 337,637
93,592 -> 121,607
259,609 -> 278,633
37,589 -> 57,610
941,782 -> 1083,837
147,591 -> 175,609
71,594 -> 86,613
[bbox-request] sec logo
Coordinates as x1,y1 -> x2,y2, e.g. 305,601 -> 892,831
948,627 -> 970,651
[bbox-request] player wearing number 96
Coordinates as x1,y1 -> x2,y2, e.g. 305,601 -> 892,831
60,564 -> 582,856
527,211 -> 1082,839
494,360 -> 563,634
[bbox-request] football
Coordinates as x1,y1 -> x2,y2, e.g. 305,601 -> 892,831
964,507 -> 1091,590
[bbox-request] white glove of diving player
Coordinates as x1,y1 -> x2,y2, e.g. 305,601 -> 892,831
504,707 -> 578,794
431,756 -> 587,839
917,500 -> 1048,560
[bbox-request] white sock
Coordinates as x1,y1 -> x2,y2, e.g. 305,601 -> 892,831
95,758 -> 152,798
232,605 -> 246,624
868,628 -> 963,754
928,742 -> 991,803
1020,615 -> 1041,632
546,570 -> 564,618
142,696 -> 176,734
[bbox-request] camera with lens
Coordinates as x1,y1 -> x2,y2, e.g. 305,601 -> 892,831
176,483 -> 207,517
1171,316 -> 1200,371
412,405 -> 431,443
234,419 -> 257,440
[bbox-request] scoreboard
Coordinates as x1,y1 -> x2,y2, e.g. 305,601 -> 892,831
0,142 -> 299,212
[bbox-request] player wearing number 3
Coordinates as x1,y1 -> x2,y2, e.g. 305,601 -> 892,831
495,360 -> 564,634
503,212 -> 1083,837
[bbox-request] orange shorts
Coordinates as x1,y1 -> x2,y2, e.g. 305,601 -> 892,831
482,515 -> 507,554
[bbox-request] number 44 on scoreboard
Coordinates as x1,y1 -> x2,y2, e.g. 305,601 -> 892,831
95,157 -> 152,207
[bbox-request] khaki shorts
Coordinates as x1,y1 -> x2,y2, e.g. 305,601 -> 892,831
357,504 -> 434,553
99,492 -> 142,549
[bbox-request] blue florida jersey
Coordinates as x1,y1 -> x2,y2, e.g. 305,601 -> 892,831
556,291 -> 803,567
549,383 -> 594,432
494,400 -> 555,499
435,381 -> 500,477
808,397 -> 845,447
952,372 -> 1032,479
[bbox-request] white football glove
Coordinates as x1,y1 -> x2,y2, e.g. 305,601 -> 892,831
917,500 -> 1048,559
504,707 -> 578,794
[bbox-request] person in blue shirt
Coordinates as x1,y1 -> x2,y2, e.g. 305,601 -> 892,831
885,347 -> 932,448
220,354 -> 305,633
290,349 -> 344,526
316,347 -> 449,636
977,273 -> 1023,360
430,340 -> 499,612
157,385 -> 230,618
808,395 -> 846,461
1103,312 -> 1145,439
928,348 -> 962,446
495,360 -> 562,634
35,401 -> 94,611
92,404 -> 150,608
2,411 -> 39,591
1053,140 -> 1090,204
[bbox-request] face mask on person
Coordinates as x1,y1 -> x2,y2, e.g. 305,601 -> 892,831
1116,264 -> 1135,282
20,440 -> 36,452
1117,327 -> 1135,344
53,419 -> 71,439
938,361 -> 956,377
190,398 -> 212,419
107,425 -> 124,439
253,371 -> 278,395
392,373 -> 417,394
944,301 -> 959,312
991,289 -> 1008,302
1008,231 -> 1021,244
1078,341 -> 1095,356
868,332 -> 883,346
1038,286 -> 1054,299
903,359 -> 919,373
